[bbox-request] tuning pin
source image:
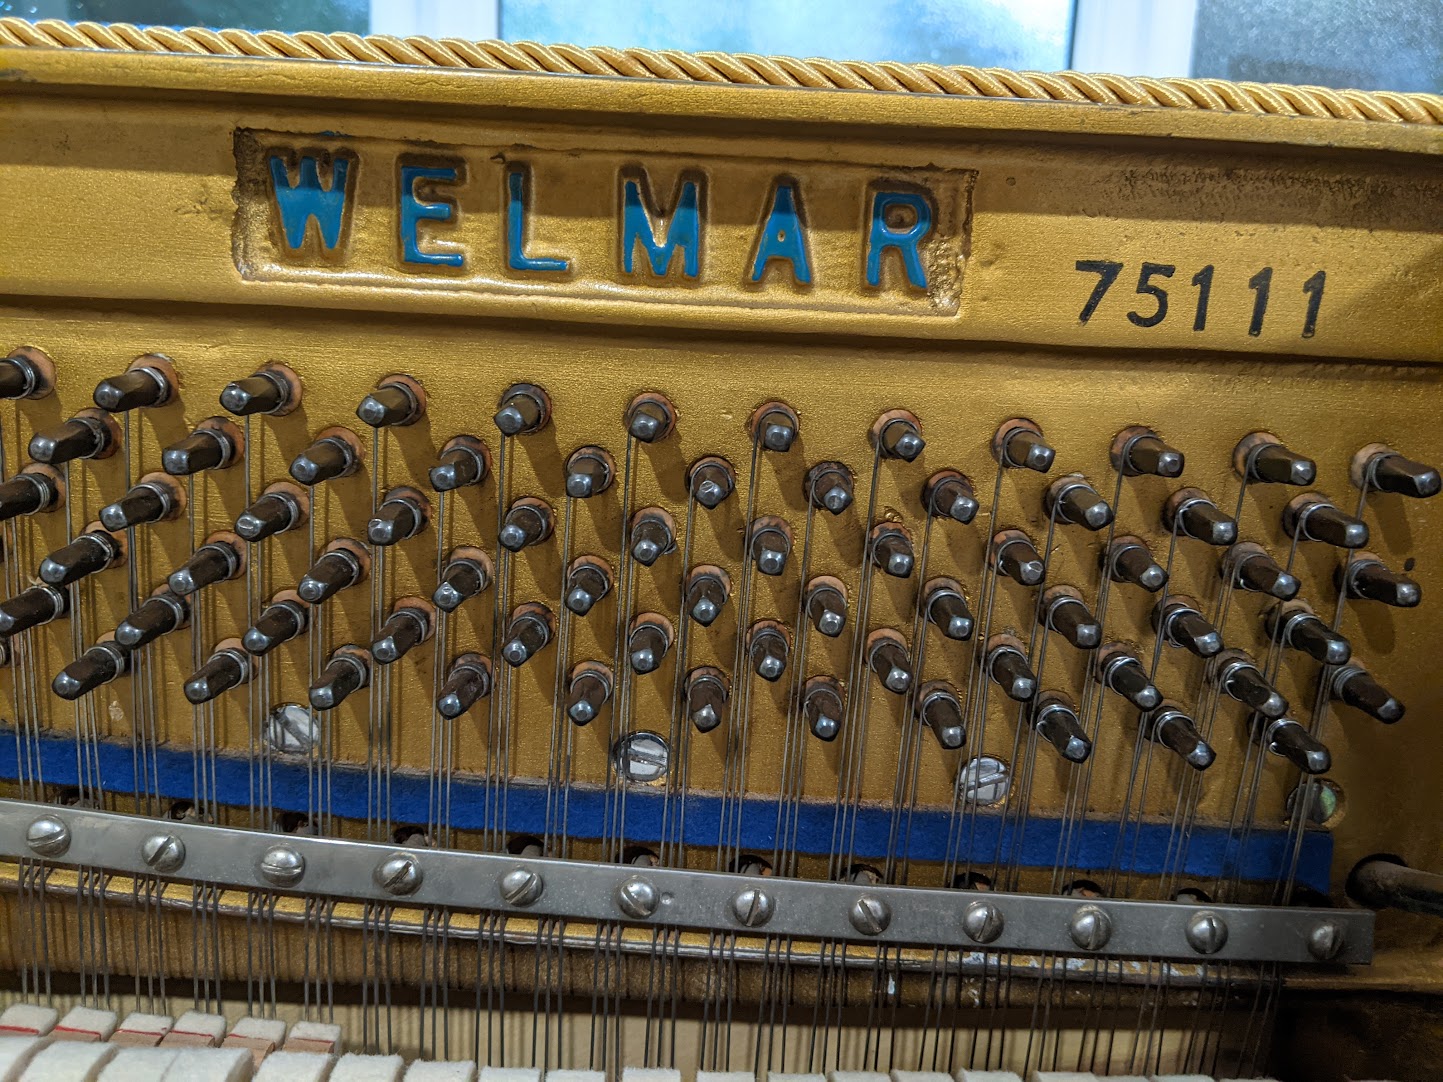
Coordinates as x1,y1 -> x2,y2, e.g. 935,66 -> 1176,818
748,623 -> 790,682
553,446 -> 612,501
309,645 -> 371,711
1032,694 -> 1091,763
683,667 -> 729,733
752,401 -> 798,452
1331,664 -> 1404,723
234,486 -> 307,542
1153,597 -> 1223,658
29,412 -> 117,465
1341,556 -> 1421,608
687,457 -> 735,509
494,383 -> 551,437
1215,650 -> 1288,719
805,462 -> 853,515
1358,446 -> 1441,499
290,431 -> 362,487
1104,536 -> 1167,593
297,541 -> 368,604
100,476 -> 183,531
1234,433 -> 1316,486
356,376 -> 424,428
684,567 -> 730,626
53,639 -> 130,700
0,468 -> 63,523
1228,543 -> 1300,601
867,632 -> 912,695
168,535 -> 244,595
1164,490 -> 1238,547
1267,603 -> 1351,666
429,436 -> 490,492
1042,589 -> 1101,649
628,508 -> 674,566
1114,428 -> 1184,478
162,420 -> 243,476
499,499 -> 554,553
0,350 -> 51,400
876,414 -> 925,461
923,470 -> 978,524
994,531 -> 1045,586
368,487 -> 430,547
1096,647 -> 1161,710
614,393 -> 673,445
564,558 -> 612,616
500,606 -> 553,668
372,601 -> 435,665
1046,477 -> 1113,530
627,615 -> 673,675
995,419 -> 1053,473
916,681 -> 966,750
437,654 -> 493,719
244,594 -> 309,656
565,664 -> 613,725
804,578 -> 848,638
802,676 -> 845,741
38,527 -> 123,587
870,524 -> 914,578
1284,493 -> 1369,550
924,580 -> 972,641
749,519 -> 792,577
1147,705 -> 1216,770
183,641 -> 254,704
220,365 -> 297,416
986,639 -> 1036,702
1262,717 -> 1331,774
114,591 -> 189,648
0,584 -> 68,634
434,550 -> 491,612
93,361 -> 173,412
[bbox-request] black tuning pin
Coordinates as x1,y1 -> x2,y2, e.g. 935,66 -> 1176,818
434,549 -> 491,612
499,499 -> 554,553
183,640 -> 254,704
220,364 -> 298,417
372,601 -> 435,665
627,615 -> 673,675
1358,446 -> 1441,499
356,376 -> 424,429
995,419 -> 1054,473
994,530 -> 1045,587
1045,477 -> 1113,531
0,349 -> 52,400
1032,694 -> 1092,763
565,663 -> 613,725
752,401 -> 798,452
234,486 -> 308,542
1227,543 -> 1300,601
53,639 -> 130,700
1113,427 -> 1184,478
565,446 -> 615,499
1331,664 -> 1404,723
1266,603 -> 1351,666
100,475 -> 183,532
93,361 -> 173,412
749,518 -> 793,577
867,631 -> 912,695
297,540 -> 368,605
1215,650 -> 1288,719
986,638 -> 1037,702
309,645 -> 371,711
0,584 -> 68,634
805,461 -> 853,515
1042,588 -> 1101,650
500,605 -> 553,668
1096,646 -> 1161,710
114,591 -> 189,648
1284,493 -> 1369,550
687,457 -> 735,509
39,527 -> 124,587
870,524 -> 914,578
368,487 -> 430,547
244,594 -> 309,656
1260,717 -> 1331,775
804,578 -> 848,638
1153,596 -> 1224,658
564,558 -> 612,616
1235,433 -> 1316,486
875,412 -> 925,462
748,622 -> 790,682
162,419 -> 243,476
290,431 -> 362,487
1340,555 -> 1421,608
683,667 -> 729,733
494,383 -> 551,437
625,393 -> 676,443
1105,536 -> 1167,593
168,535 -> 244,595
1146,704 -> 1216,770
684,567 -> 730,626
628,508 -> 674,566
802,676 -> 844,741
29,412 -> 117,466
916,681 -> 966,750
0,467 -> 62,523
923,470 -> 978,525
1164,489 -> 1238,547
923,579 -> 973,641
429,436 -> 490,492
437,654 -> 493,719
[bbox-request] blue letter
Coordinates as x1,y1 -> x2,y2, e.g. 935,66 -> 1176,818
865,191 -> 932,289
269,154 -> 350,251
750,182 -> 811,285
507,169 -> 569,274
399,165 -> 463,268
621,176 -> 700,279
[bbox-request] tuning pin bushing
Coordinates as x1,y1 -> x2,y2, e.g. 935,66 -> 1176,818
748,622 -> 790,682
356,375 -> 425,429
429,436 -> 490,492
994,530 -> 1045,587
916,681 -> 966,750
1215,650 -> 1289,719
995,418 -> 1054,473
1113,427 -> 1184,478
29,411 -> 118,466
39,527 -> 124,587
499,605 -> 553,668
0,348 -> 54,401
867,631 -> 912,695
183,641 -> 254,704
53,639 -> 130,700
1046,477 -> 1113,531
168,535 -> 244,595
806,461 -> 853,515
1262,718 -> 1332,775
688,456 -> 735,509
627,615 -> 673,675
870,523 -> 914,578
684,566 -> 730,627
986,638 -> 1036,702
290,430 -> 362,487
1147,704 -> 1216,770
804,577 -> 848,638
93,359 -> 174,412
683,667 -> 729,733
749,518 -> 793,577
368,487 -> 430,547
434,549 -> 492,612
565,663 -> 613,726
1105,536 -> 1167,593
100,475 -> 184,532
0,584 -> 68,635
0,467 -> 63,523
1340,555 -> 1421,608
1164,489 -> 1238,547
751,401 -> 798,452
924,579 -> 972,641
235,485 -> 308,542
875,412 -> 925,462
438,654 -> 493,719
115,591 -> 189,648
565,446 -> 615,499
162,419 -> 243,476
494,383 -> 551,437
309,646 -> 371,711
297,540 -> 368,604
1153,596 -> 1224,658
802,676 -> 844,741
1355,444 -> 1441,499
1284,493 -> 1369,550
1234,432 -> 1316,486
564,557 -> 612,616
1331,664 -> 1404,723
923,470 -> 978,524
1227,543 -> 1300,601
621,393 -> 674,443
372,601 -> 435,665
220,364 -> 299,417
499,499 -> 554,553
1096,647 -> 1161,710
1267,603 -> 1351,666
244,594 -> 309,656
628,507 -> 674,566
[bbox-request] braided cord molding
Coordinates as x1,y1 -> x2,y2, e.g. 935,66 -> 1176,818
2,16 -> 1440,125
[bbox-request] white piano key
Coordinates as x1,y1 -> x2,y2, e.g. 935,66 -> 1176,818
160,1047 -> 253,1081
52,1009 -> 117,1044
253,1051 -> 335,1082
0,1038 -> 49,1082
97,1049 -> 179,1080
19,1041 -> 117,1081
330,1053 -> 405,1082
111,1014 -> 173,1048
0,1006 -> 57,1039
403,1062 -> 478,1082
160,1012 -> 227,1049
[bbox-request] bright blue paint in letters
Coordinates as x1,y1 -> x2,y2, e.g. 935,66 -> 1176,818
865,191 -> 932,289
269,155 -> 350,251
622,178 -> 701,278
750,182 -> 811,284
399,165 -> 463,268
507,170 -> 569,274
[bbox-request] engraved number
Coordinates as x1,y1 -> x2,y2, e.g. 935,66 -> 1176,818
1074,259 -> 1123,324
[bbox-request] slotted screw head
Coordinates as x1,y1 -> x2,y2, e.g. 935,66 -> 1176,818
848,894 -> 892,936
1184,910 -> 1229,955
258,844 -> 305,888
26,815 -> 70,857
1307,920 -> 1345,961
962,901 -> 1004,944
731,887 -> 775,928
499,866 -> 545,907
141,832 -> 185,874
617,876 -> 659,918
1068,904 -> 1112,950
374,853 -> 423,896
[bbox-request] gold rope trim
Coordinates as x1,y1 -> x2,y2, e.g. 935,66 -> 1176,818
2,16 -> 1441,126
